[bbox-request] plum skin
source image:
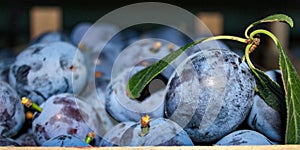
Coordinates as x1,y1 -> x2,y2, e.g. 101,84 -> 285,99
105,66 -> 165,122
8,42 -> 87,105
32,93 -> 105,145
99,118 -> 194,146
42,135 -> 91,147
165,49 -> 256,143
0,81 -> 25,137
0,136 -> 20,146
215,130 -> 275,145
247,70 -> 284,142
15,131 -> 37,146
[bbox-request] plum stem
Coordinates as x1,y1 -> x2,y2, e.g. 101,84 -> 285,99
245,43 -> 256,69
26,111 -> 34,120
139,115 -> 150,137
140,126 -> 150,137
205,35 -> 248,44
150,41 -> 162,53
85,132 -> 95,144
21,97 -> 43,113
245,29 -> 278,71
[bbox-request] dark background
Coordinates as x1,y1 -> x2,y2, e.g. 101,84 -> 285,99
0,0 -> 299,47
0,0 -> 299,71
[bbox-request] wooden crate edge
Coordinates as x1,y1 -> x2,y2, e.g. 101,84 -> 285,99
0,145 -> 300,150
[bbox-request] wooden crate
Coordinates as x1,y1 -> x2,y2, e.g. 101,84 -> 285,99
30,6 -> 62,40
1,145 -> 300,150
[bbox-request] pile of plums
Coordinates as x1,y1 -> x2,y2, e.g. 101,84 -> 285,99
0,23 -> 284,147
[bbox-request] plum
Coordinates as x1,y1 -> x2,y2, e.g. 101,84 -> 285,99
0,81 -> 25,137
42,135 -> 91,147
32,93 -> 105,145
105,66 -> 166,122
78,23 -> 123,53
75,23 -> 125,91
70,22 -> 92,46
111,39 -> 181,80
143,26 -> 191,47
165,49 -> 256,143
95,36 -> 125,79
119,28 -> 140,46
94,65 -> 111,92
9,42 -> 87,105
15,131 -> 37,146
264,70 -> 283,86
77,23 -> 124,64
99,117 -> 193,146
0,136 -> 20,146
215,130 -> 275,145
78,84 -> 118,132
247,70 -> 284,142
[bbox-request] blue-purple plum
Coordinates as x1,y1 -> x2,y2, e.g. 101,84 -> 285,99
0,136 -> 20,146
143,26 -> 191,47
119,28 -> 140,46
111,39 -> 179,80
32,93 -> 105,145
99,118 -> 193,146
247,70 -> 284,142
15,131 -> 37,146
165,49 -> 256,143
77,23 -> 124,88
42,135 -> 91,147
78,83 -> 118,133
215,130 -> 275,145
70,22 -> 92,46
9,42 -> 87,105
106,66 -> 166,122
0,81 -> 25,137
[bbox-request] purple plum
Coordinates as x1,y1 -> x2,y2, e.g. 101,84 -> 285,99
165,49 -> 256,143
0,81 -> 25,137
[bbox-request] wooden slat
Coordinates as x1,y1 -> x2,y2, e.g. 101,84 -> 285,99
30,6 -> 62,40
196,12 -> 223,35
1,145 -> 300,150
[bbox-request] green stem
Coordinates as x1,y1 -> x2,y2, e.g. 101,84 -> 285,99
85,137 -> 93,144
249,29 -> 280,48
85,132 -> 95,144
32,103 -> 43,113
244,43 -> 255,69
140,126 -> 150,137
201,35 -> 248,44
21,97 -> 43,113
244,29 -> 282,70
244,24 -> 254,39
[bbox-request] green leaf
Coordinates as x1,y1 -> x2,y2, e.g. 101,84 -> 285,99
251,68 -> 285,113
126,40 -> 200,99
279,40 -> 300,144
257,14 -> 294,27
245,14 -> 294,38
246,28 -> 299,143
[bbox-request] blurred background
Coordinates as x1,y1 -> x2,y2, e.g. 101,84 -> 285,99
0,0 -> 299,73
